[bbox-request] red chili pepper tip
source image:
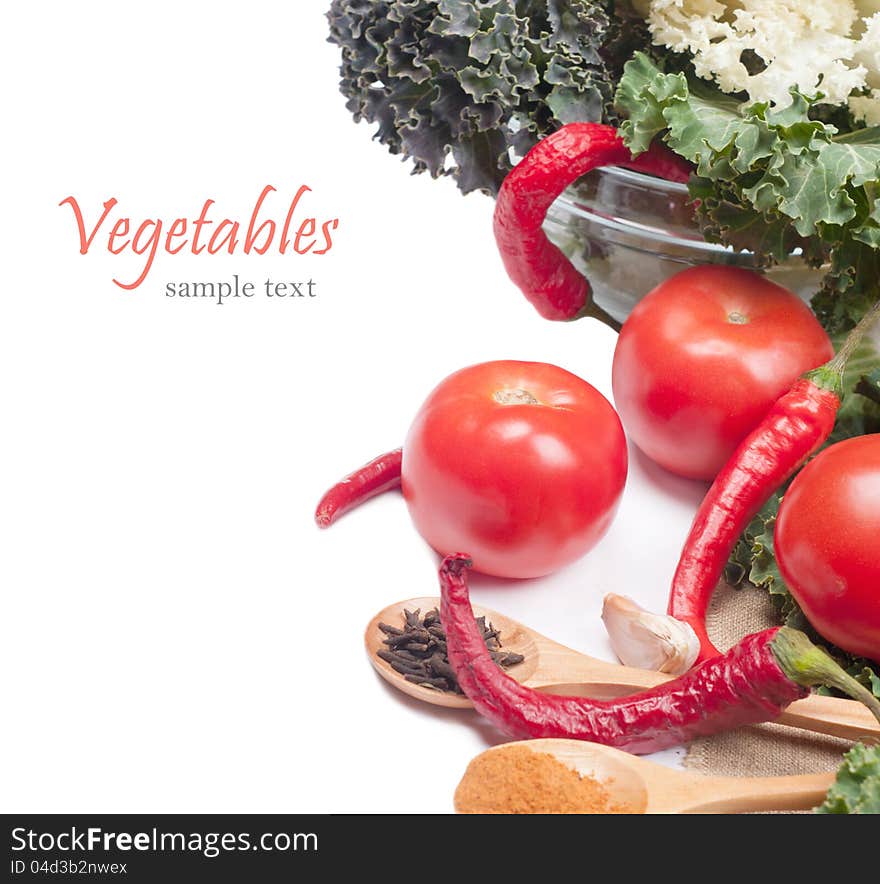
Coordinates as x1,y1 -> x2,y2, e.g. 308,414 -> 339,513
315,448 -> 403,529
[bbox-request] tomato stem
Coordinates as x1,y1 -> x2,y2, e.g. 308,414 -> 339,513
493,389 -> 540,406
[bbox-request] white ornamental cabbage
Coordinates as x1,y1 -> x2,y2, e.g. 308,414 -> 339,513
852,12 -> 880,122
641,0 -> 880,122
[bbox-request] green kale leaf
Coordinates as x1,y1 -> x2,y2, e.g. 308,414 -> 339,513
615,53 -> 880,332
816,743 -> 880,814
327,1 -> 652,195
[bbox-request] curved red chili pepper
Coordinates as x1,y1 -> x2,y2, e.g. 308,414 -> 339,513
669,380 -> 840,663
439,554 -> 807,755
668,299 -> 880,664
493,123 -> 692,322
315,448 -> 402,528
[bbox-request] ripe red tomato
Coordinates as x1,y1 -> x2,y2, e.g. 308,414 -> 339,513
612,266 -> 834,480
775,435 -> 880,663
401,360 -> 628,578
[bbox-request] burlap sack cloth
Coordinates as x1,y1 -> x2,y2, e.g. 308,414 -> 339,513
684,582 -> 851,784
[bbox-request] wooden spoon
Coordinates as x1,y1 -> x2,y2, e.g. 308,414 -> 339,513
365,596 -> 880,743
455,739 -> 834,814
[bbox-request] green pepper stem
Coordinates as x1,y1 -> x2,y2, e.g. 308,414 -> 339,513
806,298 -> 880,394
772,627 -> 880,723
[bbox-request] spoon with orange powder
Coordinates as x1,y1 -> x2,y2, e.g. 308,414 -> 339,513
455,739 -> 834,814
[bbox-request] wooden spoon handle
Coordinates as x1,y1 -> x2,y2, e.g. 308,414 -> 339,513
526,636 -> 667,698
668,772 -> 835,814
527,640 -> 879,744
777,692 -> 880,743
532,638 -> 879,741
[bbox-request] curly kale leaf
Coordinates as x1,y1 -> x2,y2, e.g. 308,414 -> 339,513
616,53 -> 880,332
327,1 -> 651,195
816,744 -> 880,814
724,493 -> 791,609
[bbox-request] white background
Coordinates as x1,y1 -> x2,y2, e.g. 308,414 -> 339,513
1,2 -> 704,812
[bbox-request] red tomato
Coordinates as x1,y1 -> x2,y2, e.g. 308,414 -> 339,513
612,266 -> 834,480
775,435 -> 880,663
401,361 -> 627,578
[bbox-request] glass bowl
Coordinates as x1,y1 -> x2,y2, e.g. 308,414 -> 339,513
543,165 -> 824,326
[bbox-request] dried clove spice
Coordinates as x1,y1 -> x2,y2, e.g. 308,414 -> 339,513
377,608 -> 524,694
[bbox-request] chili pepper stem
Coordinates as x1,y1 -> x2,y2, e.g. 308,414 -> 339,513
574,301 -> 623,332
771,627 -> 880,724
806,297 -> 880,394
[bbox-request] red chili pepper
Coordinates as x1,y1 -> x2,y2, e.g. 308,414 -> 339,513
439,554 -> 880,754
493,123 -> 692,323
669,379 -> 840,663
668,300 -> 880,664
314,448 -> 402,528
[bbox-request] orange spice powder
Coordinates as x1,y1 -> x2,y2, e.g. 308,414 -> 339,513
454,745 -> 631,814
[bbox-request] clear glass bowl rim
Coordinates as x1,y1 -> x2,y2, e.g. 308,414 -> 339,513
554,165 -> 773,258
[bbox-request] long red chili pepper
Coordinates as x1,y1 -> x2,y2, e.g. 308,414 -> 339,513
314,448 -> 402,528
493,123 -> 692,323
439,554 -> 880,754
669,300 -> 880,664
669,379 -> 839,663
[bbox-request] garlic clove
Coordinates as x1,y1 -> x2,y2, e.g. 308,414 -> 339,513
601,593 -> 700,676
